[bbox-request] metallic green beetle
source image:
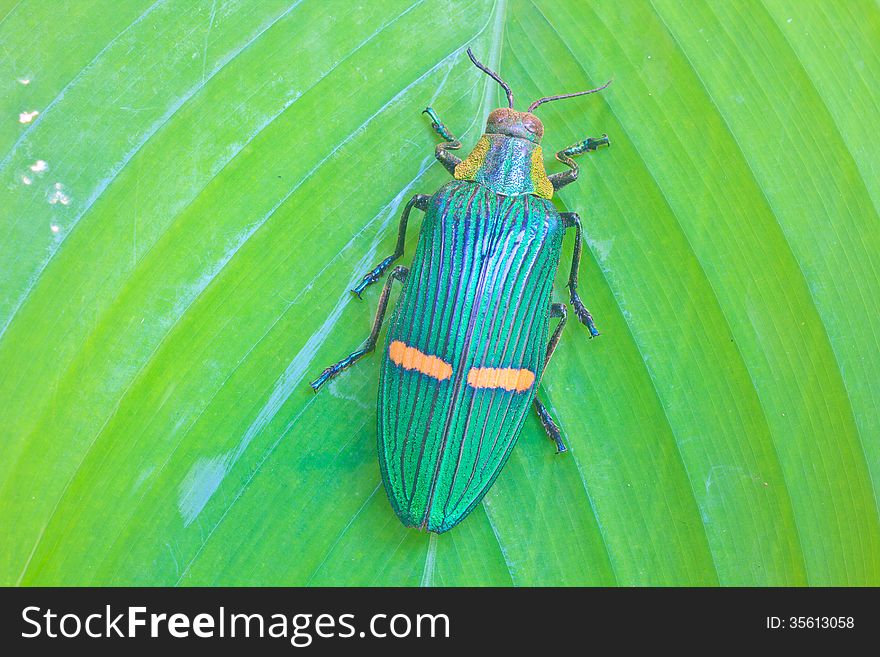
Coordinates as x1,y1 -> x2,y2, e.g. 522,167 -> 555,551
311,49 -> 610,533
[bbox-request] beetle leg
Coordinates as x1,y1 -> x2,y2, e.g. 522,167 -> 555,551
534,302 -> 568,453
423,107 -> 462,175
560,212 -> 600,337
351,195 -> 429,298
311,266 -> 409,392
548,134 -> 610,192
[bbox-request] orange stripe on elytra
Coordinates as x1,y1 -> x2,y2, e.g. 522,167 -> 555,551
388,340 -> 452,381
466,366 -> 535,392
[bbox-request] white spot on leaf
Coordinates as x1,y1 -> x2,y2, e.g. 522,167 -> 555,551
29,160 -> 48,173
48,182 -> 70,205
18,110 -> 39,123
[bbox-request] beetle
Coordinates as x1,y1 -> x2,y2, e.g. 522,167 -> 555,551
311,49 -> 610,533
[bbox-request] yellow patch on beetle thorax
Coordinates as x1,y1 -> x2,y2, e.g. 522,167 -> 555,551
530,146 -> 554,199
389,340 -> 452,381
454,135 -> 490,181
466,366 -> 535,392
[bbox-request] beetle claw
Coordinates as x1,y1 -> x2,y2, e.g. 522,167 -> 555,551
351,275 -> 375,298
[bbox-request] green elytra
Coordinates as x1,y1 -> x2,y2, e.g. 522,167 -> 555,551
311,49 -> 610,533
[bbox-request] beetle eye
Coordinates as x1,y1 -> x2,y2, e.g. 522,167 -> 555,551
522,115 -> 544,138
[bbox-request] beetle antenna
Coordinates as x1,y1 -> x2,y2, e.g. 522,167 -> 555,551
466,47 -> 515,109
527,79 -> 613,112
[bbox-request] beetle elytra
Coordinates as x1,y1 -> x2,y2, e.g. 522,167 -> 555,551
311,49 -> 610,533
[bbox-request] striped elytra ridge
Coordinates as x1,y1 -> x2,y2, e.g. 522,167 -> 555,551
377,180 -> 564,533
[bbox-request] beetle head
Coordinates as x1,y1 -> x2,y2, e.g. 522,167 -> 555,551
485,108 -> 544,144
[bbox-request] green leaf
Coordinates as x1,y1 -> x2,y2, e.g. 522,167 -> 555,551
2,0 -> 878,586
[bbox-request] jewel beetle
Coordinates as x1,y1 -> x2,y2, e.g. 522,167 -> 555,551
311,49 -> 610,533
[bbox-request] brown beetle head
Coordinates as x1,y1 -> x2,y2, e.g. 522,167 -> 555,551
485,107 -> 544,144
